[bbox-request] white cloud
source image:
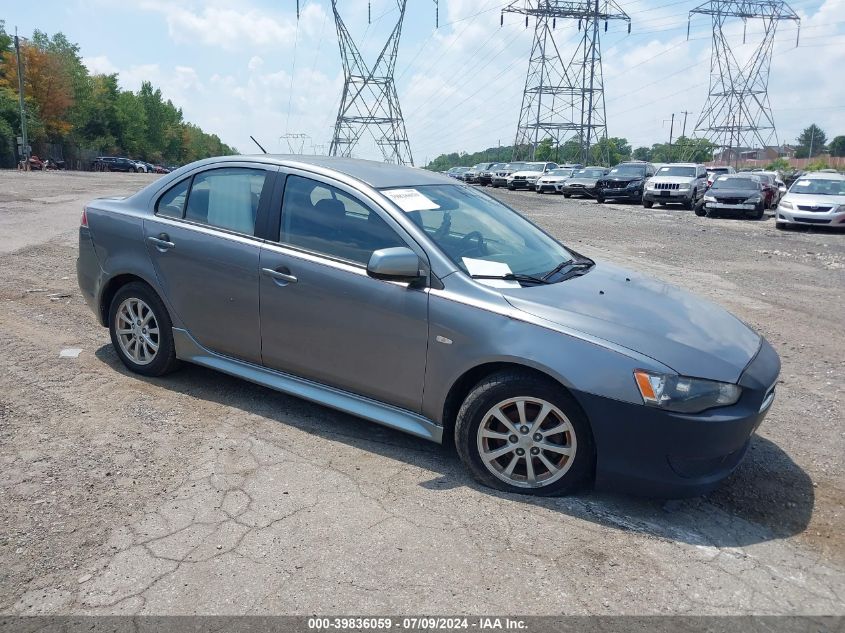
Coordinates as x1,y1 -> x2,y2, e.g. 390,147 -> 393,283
82,55 -> 118,75
137,0 -> 326,50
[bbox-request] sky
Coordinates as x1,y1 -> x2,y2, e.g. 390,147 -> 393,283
3,0 -> 844,164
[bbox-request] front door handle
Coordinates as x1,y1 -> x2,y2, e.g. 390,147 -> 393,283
262,267 -> 298,284
147,234 -> 175,250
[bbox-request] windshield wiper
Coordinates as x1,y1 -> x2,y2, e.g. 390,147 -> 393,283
542,257 -> 595,281
471,273 -> 550,285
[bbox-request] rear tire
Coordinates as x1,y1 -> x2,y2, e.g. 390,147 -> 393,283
455,371 -> 595,496
108,281 -> 179,377
643,200 -> 654,208
563,193 -> 571,198
596,194 -> 605,203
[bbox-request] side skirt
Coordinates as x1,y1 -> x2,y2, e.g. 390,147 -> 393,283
172,328 -> 443,443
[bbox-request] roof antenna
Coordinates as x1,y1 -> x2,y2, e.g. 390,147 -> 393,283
250,136 -> 268,154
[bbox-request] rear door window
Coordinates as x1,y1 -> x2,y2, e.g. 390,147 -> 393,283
185,168 -> 268,236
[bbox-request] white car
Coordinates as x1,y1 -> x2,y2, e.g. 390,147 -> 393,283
506,162 -> 557,190
535,168 -> 577,194
775,172 -> 845,229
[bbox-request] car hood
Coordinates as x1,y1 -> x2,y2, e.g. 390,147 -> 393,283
708,188 -> 761,198
783,193 -> 845,207
500,262 -> 760,383
539,175 -> 569,181
510,170 -> 543,177
601,174 -> 645,183
650,176 -> 695,185
565,177 -> 599,186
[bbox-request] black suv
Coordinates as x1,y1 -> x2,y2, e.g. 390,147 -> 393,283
595,161 -> 655,203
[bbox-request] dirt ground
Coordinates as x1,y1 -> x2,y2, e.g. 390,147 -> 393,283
0,170 -> 842,615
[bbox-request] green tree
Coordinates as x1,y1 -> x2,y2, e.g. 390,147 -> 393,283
632,146 -> 651,161
828,135 -> 845,157
590,137 -> 631,166
534,137 -> 555,161
795,124 -> 827,158
0,20 -> 11,59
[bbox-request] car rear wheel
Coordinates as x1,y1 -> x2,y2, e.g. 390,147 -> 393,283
643,199 -> 653,208
595,194 -> 604,203
108,282 -> 179,377
563,193 -> 571,198
455,371 -> 594,496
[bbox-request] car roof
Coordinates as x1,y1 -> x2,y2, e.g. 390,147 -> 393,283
801,171 -> 845,180
657,163 -> 700,167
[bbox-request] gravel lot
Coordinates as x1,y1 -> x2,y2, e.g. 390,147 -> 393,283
0,170 -> 842,615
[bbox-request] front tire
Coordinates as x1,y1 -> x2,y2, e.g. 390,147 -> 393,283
563,193 -> 571,198
595,194 -> 605,203
643,199 -> 654,208
455,371 -> 594,496
108,281 -> 179,377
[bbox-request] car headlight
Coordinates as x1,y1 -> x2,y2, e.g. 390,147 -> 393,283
703,195 -> 716,202
835,204 -> 845,213
626,179 -> 643,188
678,184 -> 690,190
779,200 -> 793,210
634,370 -> 742,413
646,182 -> 657,190
745,195 -> 762,203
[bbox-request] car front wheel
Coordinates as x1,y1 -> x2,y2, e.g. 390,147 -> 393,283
455,371 -> 594,496
108,281 -> 179,377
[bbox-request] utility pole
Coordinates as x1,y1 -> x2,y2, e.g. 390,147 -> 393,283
503,0 -> 631,165
14,28 -> 29,167
667,113 -> 676,158
808,126 -> 815,160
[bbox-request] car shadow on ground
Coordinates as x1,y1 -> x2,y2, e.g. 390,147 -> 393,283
95,345 -> 814,550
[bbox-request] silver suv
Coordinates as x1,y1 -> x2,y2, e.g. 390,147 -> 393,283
643,163 -> 708,210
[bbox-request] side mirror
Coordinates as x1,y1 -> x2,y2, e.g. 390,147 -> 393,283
367,247 -> 423,283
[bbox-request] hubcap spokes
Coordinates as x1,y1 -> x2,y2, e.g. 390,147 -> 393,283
478,397 -> 577,488
116,298 -> 159,366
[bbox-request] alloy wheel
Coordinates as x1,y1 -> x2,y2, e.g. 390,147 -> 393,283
115,298 -> 160,365
477,396 -> 577,488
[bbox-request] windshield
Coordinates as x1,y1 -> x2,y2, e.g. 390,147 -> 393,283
504,162 -> 527,171
382,185 -> 571,278
608,164 -> 646,177
711,177 -> 759,191
576,169 -> 605,178
522,163 -> 547,172
547,169 -> 573,177
657,166 -> 696,177
789,178 -> 845,195
489,163 -> 506,170
709,168 -> 731,175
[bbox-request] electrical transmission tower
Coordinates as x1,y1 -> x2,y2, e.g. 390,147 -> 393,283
688,0 -> 799,162
503,0 -> 630,165
327,0 -> 415,164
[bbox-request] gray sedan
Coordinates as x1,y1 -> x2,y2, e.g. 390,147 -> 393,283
77,155 -> 779,497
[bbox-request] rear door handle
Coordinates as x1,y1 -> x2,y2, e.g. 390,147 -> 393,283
262,267 -> 298,284
147,235 -> 175,250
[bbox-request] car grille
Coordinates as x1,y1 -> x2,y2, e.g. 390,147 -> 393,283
606,181 -> 628,189
794,217 -> 831,224
654,182 -> 680,190
715,197 -> 747,205
569,183 -> 585,188
513,176 -> 527,181
797,205 -> 833,212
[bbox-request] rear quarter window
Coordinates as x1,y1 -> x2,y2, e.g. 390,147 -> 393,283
156,179 -> 190,218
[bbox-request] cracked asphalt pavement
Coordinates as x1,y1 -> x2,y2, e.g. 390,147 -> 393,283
0,171 -> 843,615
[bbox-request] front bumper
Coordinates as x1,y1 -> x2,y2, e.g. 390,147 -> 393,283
776,206 -> 845,227
578,338 -> 780,498
597,183 -> 643,200
644,189 -> 693,203
491,176 -> 509,186
535,182 -> 560,192
558,184 -> 596,196
508,179 -> 536,189
703,200 -> 760,213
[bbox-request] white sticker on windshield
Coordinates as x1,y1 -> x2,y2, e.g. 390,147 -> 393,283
462,258 -> 521,289
382,188 -> 440,212
796,180 -> 811,186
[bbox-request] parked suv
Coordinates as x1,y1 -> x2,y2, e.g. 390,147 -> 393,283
507,162 -> 558,190
535,167 -> 577,194
595,161 -> 655,203
478,163 -> 506,187
464,162 -> 496,185
642,163 -> 708,209
491,162 -> 527,188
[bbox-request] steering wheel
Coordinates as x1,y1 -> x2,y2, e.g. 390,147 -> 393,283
459,230 -> 487,257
